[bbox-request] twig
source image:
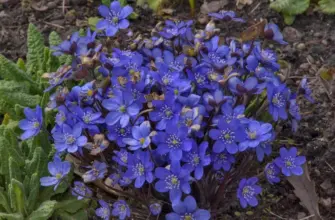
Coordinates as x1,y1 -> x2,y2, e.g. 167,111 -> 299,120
325,161 -> 335,173
298,214 -> 315,220
43,21 -> 65,29
265,209 -> 287,219
249,2 -> 261,14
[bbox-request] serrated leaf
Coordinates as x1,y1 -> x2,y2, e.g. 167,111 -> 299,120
9,179 -> 27,215
0,55 -> 35,83
0,92 -> 41,108
26,23 -> 45,75
27,200 -> 57,220
9,158 -> 22,183
4,128 -> 24,167
319,0 -> 335,14
0,187 -> 11,213
26,147 -> 47,177
48,31 -> 62,47
284,0 -> 310,15
0,212 -> 23,220
270,0 -> 290,12
0,80 -> 30,94
41,47 -> 50,74
88,17 -> 100,31
283,13 -> 296,25
0,137 -> 10,176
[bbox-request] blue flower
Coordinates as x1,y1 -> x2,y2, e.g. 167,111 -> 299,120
96,1 -> 133,36
299,76 -> 314,103
52,32 -> 81,56
202,90 -> 233,112
237,177 -> 262,208
289,96 -> 301,132
149,203 -> 162,216
218,102 -> 247,125
19,105 -> 43,140
149,93 -> 181,130
150,63 -> 180,88
124,150 -> 154,188
264,23 -> 287,45
82,161 -> 107,182
182,141 -> 211,180
267,83 -> 290,121
107,123 -> 132,147
123,121 -> 152,150
208,10 -> 245,23
179,106 -> 205,137
274,147 -> 306,176
96,200 -> 111,220
102,90 -> 140,128
153,123 -> 192,161
247,45 -> 280,72
264,163 -> 280,184
209,117 -> 246,154
40,156 -> 71,190
154,161 -> 191,204
74,107 -> 104,134
239,120 -> 273,151
53,123 -> 87,153
160,20 -> 193,44
255,133 -> 274,162
211,151 -> 235,171
112,200 -> 131,220
43,66 -> 72,92
228,76 -> 266,95
72,181 -> 93,200
112,149 -> 129,167
166,196 -> 211,220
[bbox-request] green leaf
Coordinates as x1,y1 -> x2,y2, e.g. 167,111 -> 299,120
0,100 -> 14,117
0,187 -> 11,213
9,158 -> 22,183
147,0 -> 165,11
26,23 -> 45,75
9,179 -> 27,215
101,0 -> 111,6
283,13 -> 296,25
54,209 -> 88,220
27,200 -> 57,220
0,91 -> 41,108
283,0 -> 309,15
319,0 -> 335,14
26,147 -> 47,177
41,47 -> 50,75
0,212 -> 23,220
55,198 -> 89,214
0,137 -> 10,176
16,58 -> 26,71
129,12 -> 139,20
88,17 -> 100,31
119,0 -> 127,6
270,0 -> 290,12
48,31 -> 62,47
0,55 -> 35,83
4,128 -> 24,167
0,80 -> 30,94
27,173 -> 40,213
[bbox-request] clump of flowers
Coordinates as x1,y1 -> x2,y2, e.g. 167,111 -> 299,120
19,2 -> 314,219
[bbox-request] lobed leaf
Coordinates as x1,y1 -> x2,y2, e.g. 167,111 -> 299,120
26,23 -> 45,75
0,55 -> 35,83
319,0 -> 335,14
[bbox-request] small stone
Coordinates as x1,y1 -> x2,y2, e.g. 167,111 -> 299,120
306,55 -> 315,64
283,27 -> 302,43
287,193 -> 296,200
322,39 -> 328,46
300,63 -> 310,70
296,43 -> 306,50
314,32 -> 322,38
320,197 -> 331,208
320,179 -> 332,190
297,212 -> 306,219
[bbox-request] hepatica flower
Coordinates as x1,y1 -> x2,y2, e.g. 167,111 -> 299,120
102,91 -> 140,128
149,203 -> 162,216
209,118 -> 246,154
72,181 -> 93,200
123,121 -> 152,150
289,96 -> 301,132
274,147 -> 306,176
112,149 -> 129,167
40,156 -> 71,190
153,123 -> 192,161
97,1 -> 133,36
239,120 -> 273,151
107,124 -> 132,147
96,200 -> 111,220
299,76 -> 314,103
264,23 -> 287,45
19,105 -> 43,140
53,123 -> 87,153
211,151 -> 235,171
83,160 -> 107,182
155,162 -> 191,204
264,163 -> 280,184
112,200 -> 131,220
124,150 -> 154,188
182,141 -> 211,180
208,10 -> 245,23
237,177 -> 262,208
267,83 -> 290,121
166,196 -> 211,220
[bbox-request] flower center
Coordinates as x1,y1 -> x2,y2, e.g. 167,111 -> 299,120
56,173 -> 62,179
87,89 -> 93,97
160,105 -> 173,119
83,113 -> 92,123
33,121 -> 40,128
183,214 -> 194,220
165,175 -> 180,189
119,105 -> 126,113
102,208 -> 109,217
248,131 -> 257,139
139,138 -> 145,145
65,134 -> 76,145
219,129 -> 235,143
272,93 -> 285,107
167,134 -> 181,149
119,204 -> 126,212
284,157 -> 295,168
112,17 -> 119,24
219,153 -> 227,160
134,163 -> 145,176
242,186 -> 255,199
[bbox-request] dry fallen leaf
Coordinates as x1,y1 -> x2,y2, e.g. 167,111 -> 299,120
200,0 -> 228,14
236,0 -> 253,9
240,19 -> 267,42
287,164 -> 323,220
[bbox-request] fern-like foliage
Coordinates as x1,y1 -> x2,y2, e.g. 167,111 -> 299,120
270,0 -> 310,24
319,0 -> 335,14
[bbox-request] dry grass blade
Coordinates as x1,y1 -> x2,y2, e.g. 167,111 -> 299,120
287,164 -> 323,220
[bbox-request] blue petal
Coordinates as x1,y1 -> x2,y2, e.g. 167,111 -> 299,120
169,189 -> 182,204
184,196 -> 197,213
